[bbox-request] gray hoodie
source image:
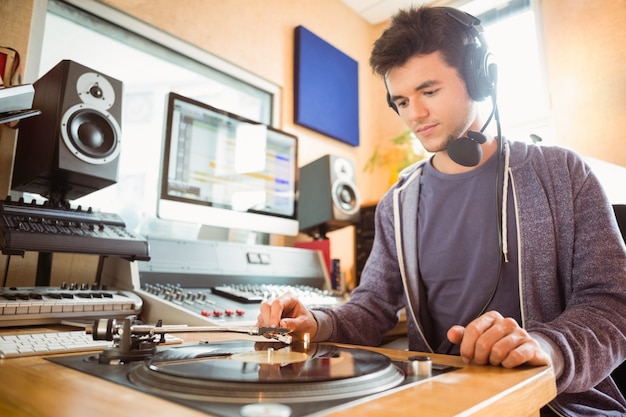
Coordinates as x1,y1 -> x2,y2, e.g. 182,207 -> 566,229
313,140 -> 626,416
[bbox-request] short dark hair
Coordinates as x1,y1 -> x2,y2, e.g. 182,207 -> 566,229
369,6 -> 475,80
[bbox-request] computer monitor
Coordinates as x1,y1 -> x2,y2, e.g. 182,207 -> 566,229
157,92 -> 299,238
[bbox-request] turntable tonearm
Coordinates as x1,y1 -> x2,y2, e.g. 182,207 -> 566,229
91,317 -> 293,363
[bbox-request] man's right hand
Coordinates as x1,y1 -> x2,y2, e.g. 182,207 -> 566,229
256,292 -> 318,337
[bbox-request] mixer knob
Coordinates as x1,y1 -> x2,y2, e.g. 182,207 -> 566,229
236,309 -> 245,316
213,310 -> 223,317
200,310 -> 210,317
224,309 -> 234,317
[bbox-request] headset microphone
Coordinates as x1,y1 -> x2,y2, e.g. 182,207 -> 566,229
447,130 -> 487,167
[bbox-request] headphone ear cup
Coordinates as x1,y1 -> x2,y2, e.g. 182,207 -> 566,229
464,44 -> 488,101
386,92 -> 399,114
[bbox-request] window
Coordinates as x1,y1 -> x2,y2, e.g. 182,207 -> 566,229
31,0 -> 280,234
459,0 -> 553,143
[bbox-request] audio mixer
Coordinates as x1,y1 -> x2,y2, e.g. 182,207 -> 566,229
132,237 -> 342,327
139,282 -> 343,327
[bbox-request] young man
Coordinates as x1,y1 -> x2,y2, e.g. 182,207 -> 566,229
257,6 -> 626,415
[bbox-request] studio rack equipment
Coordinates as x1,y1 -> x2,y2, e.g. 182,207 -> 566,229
0,197 -> 149,260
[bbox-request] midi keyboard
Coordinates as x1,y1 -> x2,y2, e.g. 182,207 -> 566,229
0,286 -> 143,327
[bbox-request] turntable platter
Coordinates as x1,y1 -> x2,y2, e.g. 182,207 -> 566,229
128,340 -> 405,403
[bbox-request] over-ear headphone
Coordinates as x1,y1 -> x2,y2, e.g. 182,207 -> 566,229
385,8 -> 498,167
446,8 -> 496,102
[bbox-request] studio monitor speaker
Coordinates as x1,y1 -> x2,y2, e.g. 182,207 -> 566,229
298,154 -> 361,235
13,60 -> 123,202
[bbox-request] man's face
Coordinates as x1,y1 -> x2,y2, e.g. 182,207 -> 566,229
385,51 -> 479,156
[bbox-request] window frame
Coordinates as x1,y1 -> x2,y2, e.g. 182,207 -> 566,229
42,0 -> 282,127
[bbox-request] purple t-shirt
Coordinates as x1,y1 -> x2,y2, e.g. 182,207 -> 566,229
417,150 -> 521,354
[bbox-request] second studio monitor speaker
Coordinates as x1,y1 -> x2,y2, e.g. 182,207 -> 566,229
298,154 -> 361,235
13,60 -> 123,202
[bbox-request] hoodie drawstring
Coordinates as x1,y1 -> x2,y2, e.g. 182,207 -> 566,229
501,139 -> 510,262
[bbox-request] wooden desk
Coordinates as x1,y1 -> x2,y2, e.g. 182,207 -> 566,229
0,326 -> 556,417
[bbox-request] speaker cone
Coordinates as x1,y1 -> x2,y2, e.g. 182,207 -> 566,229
61,103 -> 121,165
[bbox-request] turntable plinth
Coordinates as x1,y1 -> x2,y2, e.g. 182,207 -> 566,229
0,325 -> 556,417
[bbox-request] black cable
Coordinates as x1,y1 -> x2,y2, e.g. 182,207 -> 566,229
475,93 -> 505,319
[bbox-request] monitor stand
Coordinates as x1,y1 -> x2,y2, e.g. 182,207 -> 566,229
35,252 -> 53,286
197,225 -> 270,245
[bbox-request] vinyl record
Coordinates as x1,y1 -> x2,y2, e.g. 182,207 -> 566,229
128,340 -> 405,403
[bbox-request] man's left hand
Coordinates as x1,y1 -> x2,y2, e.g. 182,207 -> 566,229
447,310 -> 551,368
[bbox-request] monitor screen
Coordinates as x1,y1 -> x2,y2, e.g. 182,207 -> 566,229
157,92 -> 299,237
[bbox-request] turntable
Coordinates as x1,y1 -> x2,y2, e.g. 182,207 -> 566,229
48,318 -> 453,417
